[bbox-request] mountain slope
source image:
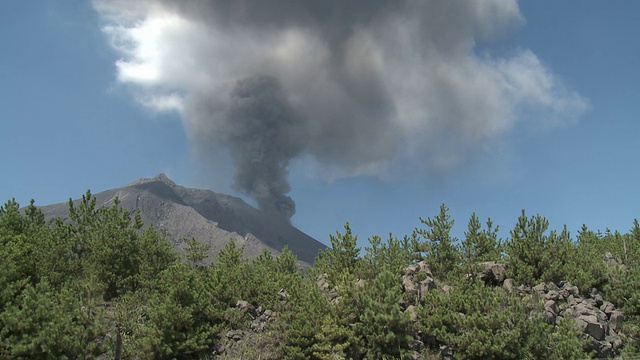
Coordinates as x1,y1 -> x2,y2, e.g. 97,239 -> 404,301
38,174 -> 326,264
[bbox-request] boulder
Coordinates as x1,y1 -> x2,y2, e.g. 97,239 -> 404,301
600,301 -> 615,315
542,309 -> 557,325
592,293 -> 604,307
558,288 -> 570,298
609,310 -> 623,332
608,330 -> 624,352
416,261 -> 433,276
503,278 -> 514,293
477,261 -> 506,285
547,282 -> 560,292
440,345 -> 454,359
317,274 -> 331,291
251,319 -> 266,331
420,277 -> 436,296
590,288 -> 603,302
278,288 -> 289,299
404,261 -> 432,277
585,321 -> 606,341
236,300 -> 256,316
542,300 -> 560,324
562,282 -> 580,296
405,305 -> 418,322
250,308 -> 278,332
545,290 -> 562,301
574,302 -> 595,316
441,284 -> 453,295
402,261 -> 435,303
402,275 -> 418,293
529,280 -> 623,358
544,300 -> 559,316
603,252 -> 622,266
262,309 -> 277,319
574,315 -> 605,341
533,282 -> 548,293
586,338 -> 613,359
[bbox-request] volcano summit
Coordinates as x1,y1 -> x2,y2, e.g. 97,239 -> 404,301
38,174 -> 326,264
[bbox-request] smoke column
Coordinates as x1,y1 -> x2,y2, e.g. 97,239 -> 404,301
224,75 -> 302,219
95,0 -> 587,220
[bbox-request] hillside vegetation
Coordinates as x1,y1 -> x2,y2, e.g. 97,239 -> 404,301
1,192 -> 640,359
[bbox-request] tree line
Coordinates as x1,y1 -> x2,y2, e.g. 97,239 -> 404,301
1,193 -> 639,359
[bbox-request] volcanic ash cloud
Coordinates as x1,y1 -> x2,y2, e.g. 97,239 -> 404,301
95,0 -> 588,219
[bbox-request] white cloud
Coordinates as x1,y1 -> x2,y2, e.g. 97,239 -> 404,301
137,93 -> 184,113
94,0 -> 588,181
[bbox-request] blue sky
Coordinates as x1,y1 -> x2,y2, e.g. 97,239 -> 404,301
2,1 -> 639,247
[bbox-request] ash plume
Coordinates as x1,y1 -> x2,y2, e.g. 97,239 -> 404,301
95,0 -> 587,219
224,75 -> 301,219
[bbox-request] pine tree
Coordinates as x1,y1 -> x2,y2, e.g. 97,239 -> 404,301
0,280 -> 108,359
354,268 -> 413,359
314,223 -> 361,284
362,233 -> 412,279
505,211 -> 549,285
461,214 -> 501,266
128,263 -> 219,359
184,236 -> 211,266
412,204 -> 461,280
278,278 -> 335,359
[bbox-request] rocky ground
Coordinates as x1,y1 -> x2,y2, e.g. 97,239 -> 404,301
214,260 -> 627,359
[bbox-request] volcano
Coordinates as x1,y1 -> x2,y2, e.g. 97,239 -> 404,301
37,174 -> 326,264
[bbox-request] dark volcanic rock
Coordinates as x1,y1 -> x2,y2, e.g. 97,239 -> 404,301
36,173 -> 326,264
402,261 -> 434,304
477,261 -> 506,285
534,281 -> 624,358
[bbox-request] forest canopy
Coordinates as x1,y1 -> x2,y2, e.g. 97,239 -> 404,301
1,193 -> 639,359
